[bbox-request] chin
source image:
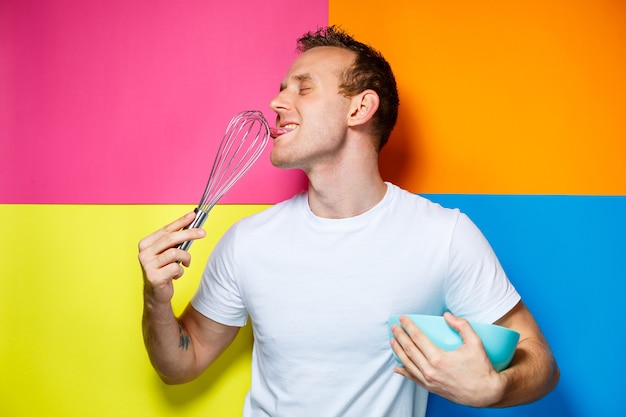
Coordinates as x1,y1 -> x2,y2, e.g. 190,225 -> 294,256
270,152 -> 301,170
269,152 -> 289,169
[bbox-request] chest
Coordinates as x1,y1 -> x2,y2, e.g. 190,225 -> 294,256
238,227 -> 449,360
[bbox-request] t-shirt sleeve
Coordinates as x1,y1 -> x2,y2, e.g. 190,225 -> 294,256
443,212 -> 521,323
191,223 -> 249,327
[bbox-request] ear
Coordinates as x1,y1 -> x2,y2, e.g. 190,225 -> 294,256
347,89 -> 380,127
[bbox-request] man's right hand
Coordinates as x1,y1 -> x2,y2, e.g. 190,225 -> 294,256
138,212 -> 206,304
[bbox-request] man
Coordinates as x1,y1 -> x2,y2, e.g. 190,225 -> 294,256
138,26 -> 559,416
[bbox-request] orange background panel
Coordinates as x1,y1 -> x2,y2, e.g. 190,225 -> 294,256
331,0 -> 626,195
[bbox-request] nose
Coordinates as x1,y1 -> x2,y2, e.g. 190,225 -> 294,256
269,89 -> 289,114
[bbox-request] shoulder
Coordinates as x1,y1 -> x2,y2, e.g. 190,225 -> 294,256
387,183 -> 461,222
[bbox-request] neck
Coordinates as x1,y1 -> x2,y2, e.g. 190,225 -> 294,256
305,152 -> 387,219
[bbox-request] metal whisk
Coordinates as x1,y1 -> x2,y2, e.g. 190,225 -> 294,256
178,110 -> 270,252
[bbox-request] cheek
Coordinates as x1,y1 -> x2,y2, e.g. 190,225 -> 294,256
309,101 -> 349,135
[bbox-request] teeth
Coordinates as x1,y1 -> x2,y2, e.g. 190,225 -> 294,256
283,124 -> 298,130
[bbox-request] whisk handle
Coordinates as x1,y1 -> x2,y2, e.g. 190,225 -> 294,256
177,207 -> 209,252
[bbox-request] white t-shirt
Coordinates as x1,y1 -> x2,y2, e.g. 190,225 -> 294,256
192,183 -> 520,417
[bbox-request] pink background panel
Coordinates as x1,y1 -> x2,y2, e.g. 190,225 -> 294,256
0,0 -> 321,204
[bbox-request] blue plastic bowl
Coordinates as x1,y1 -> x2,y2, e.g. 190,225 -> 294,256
388,314 -> 520,372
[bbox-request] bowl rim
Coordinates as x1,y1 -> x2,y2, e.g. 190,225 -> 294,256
388,314 -> 520,336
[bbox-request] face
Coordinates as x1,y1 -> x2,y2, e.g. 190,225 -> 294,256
269,46 -> 356,171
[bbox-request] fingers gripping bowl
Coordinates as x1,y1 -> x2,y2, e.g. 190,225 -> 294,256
388,314 -> 520,372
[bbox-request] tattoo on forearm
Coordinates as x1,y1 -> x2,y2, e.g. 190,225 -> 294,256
178,324 -> 191,351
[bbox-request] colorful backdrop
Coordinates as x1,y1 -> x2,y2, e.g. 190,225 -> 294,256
1,1 -> 624,416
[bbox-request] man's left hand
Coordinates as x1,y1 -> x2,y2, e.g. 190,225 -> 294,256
390,312 -> 507,407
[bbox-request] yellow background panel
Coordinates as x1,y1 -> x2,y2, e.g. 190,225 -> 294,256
0,204 -> 266,417
331,0 -> 626,195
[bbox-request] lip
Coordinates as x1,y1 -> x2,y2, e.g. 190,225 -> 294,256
270,122 -> 299,139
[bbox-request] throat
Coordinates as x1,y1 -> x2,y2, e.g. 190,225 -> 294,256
307,180 -> 387,219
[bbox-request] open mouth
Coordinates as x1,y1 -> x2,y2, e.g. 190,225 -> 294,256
270,124 -> 298,139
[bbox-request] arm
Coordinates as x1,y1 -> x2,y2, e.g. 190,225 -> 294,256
139,212 -> 240,384
490,301 -> 560,406
390,301 -> 559,407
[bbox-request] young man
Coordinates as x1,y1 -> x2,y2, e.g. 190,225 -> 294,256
139,26 -> 559,416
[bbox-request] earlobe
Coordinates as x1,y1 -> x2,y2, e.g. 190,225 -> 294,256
348,90 -> 380,127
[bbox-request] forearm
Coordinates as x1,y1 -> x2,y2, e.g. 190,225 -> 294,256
142,292 -> 199,384
492,337 -> 560,407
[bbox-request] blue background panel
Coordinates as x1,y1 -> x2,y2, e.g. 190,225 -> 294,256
423,194 -> 625,417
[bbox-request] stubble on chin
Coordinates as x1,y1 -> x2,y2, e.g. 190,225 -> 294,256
269,147 -> 292,169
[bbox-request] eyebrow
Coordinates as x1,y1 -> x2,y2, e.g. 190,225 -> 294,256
279,73 -> 314,91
